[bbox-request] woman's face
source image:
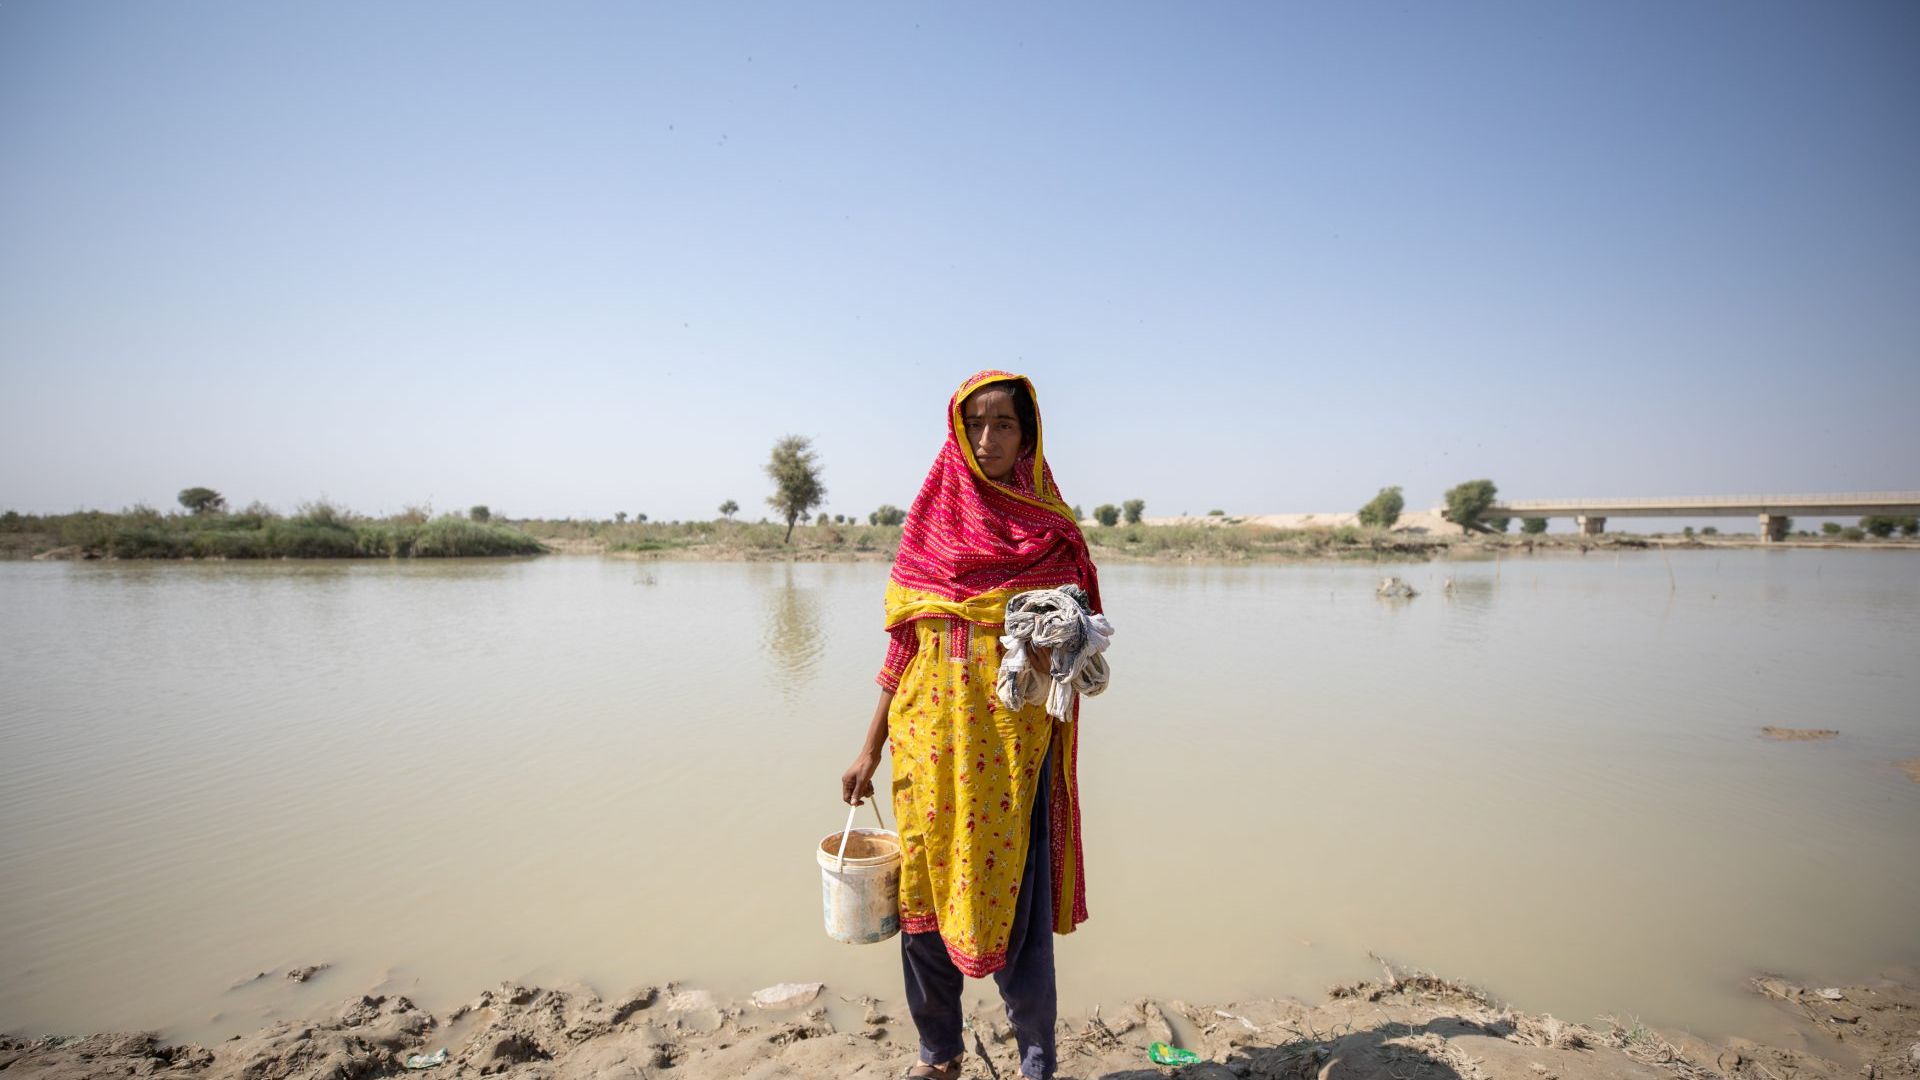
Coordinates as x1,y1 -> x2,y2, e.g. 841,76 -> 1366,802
961,387 -> 1025,483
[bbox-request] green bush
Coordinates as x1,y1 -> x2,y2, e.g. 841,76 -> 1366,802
1122,499 -> 1146,525
265,520 -> 360,558
1841,526 -> 1867,541
1859,515 -> 1915,538
109,526 -> 190,558
189,530 -> 267,558
1822,522 -> 1843,535
410,516 -> 545,557
1521,518 -> 1548,534
1357,486 -> 1403,529
60,512 -> 116,552
1094,504 -> 1121,527
1443,479 -> 1498,531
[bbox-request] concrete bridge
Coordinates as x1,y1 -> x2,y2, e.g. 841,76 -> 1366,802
1481,492 -> 1920,541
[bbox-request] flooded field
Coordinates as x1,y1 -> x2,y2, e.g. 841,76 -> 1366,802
2,551 -> 1916,1046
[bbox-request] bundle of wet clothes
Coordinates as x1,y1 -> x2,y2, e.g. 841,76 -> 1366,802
995,584 -> 1114,721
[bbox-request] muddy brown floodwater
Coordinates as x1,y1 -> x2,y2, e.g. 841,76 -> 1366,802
1,551 -> 1916,1051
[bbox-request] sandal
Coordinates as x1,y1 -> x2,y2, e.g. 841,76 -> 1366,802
903,1057 -> 963,1079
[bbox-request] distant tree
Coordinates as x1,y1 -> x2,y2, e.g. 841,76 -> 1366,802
1094,504 -> 1121,527
1521,517 -> 1549,534
765,435 -> 826,543
1072,505 -> 1084,521
1822,522 -> 1843,535
1207,509 -> 1225,516
1442,479 -> 1499,532
719,499 -> 739,521
1682,526 -> 1695,539
1356,486 -> 1404,529
1484,516 -> 1512,533
1862,515 -> 1897,538
1841,526 -> 1866,541
1902,516 -> 1920,537
869,504 -> 906,526
469,505 -> 490,522
1701,526 -> 1719,536
1775,516 -> 1794,534
178,487 -> 226,515
637,513 -> 649,523
615,511 -> 628,524
1122,499 -> 1146,525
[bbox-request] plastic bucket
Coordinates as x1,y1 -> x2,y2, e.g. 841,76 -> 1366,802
818,826 -> 901,944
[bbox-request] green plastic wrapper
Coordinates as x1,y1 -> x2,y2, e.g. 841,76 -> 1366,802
1149,1041 -> 1201,1066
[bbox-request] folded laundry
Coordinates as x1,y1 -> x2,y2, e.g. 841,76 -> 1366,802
995,584 -> 1113,720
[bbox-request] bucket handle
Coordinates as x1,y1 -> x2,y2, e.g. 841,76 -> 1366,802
834,793 -> 889,872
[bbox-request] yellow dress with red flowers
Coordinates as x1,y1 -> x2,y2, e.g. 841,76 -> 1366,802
887,614 -> 1062,975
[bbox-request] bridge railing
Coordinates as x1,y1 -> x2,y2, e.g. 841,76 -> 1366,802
1494,492 -> 1920,511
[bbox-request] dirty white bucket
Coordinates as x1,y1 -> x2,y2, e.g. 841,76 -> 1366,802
818,799 -> 901,944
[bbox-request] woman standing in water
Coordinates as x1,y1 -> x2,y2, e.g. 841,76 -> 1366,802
841,370 -> 1102,1080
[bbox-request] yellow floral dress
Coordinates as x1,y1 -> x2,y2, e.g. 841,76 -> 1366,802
887,615 -> 1056,975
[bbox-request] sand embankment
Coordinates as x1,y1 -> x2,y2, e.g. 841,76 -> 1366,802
4,966 -> 1915,1080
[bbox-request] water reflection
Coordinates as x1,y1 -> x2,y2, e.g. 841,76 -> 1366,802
760,564 -> 824,696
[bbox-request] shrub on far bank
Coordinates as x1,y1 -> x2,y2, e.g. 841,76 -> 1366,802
1521,518 -> 1549,534
1093,504 -> 1121,527
1357,486 -> 1403,529
1122,499 -> 1145,525
1841,526 -> 1867,542
1862,515 -> 1918,537
1822,522 -> 1843,535
411,515 -> 543,556
21,498 -> 545,560
1443,479 -> 1498,531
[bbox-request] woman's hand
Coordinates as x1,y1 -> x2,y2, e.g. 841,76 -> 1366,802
841,752 -> 879,806
843,688 -> 893,805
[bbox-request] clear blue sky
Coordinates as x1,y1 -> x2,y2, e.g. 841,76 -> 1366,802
2,1 -> 1915,523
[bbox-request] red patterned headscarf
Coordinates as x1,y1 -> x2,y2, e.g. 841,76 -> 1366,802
884,370 -> 1101,628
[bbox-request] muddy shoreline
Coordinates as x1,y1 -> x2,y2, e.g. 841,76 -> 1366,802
5,966 -> 1915,1080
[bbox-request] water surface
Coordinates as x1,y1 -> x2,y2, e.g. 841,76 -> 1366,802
1,552 -> 1916,1044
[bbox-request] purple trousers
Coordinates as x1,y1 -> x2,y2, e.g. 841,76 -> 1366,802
900,746 -> 1057,1080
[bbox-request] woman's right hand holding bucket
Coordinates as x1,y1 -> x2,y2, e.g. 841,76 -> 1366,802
841,752 -> 878,806
843,687 -> 895,805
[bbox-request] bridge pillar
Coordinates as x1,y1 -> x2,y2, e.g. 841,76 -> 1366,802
1759,514 -> 1789,543
1576,515 -> 1607,536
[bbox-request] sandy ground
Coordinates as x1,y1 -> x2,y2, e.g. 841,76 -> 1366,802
4,966 -> 1916,1080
